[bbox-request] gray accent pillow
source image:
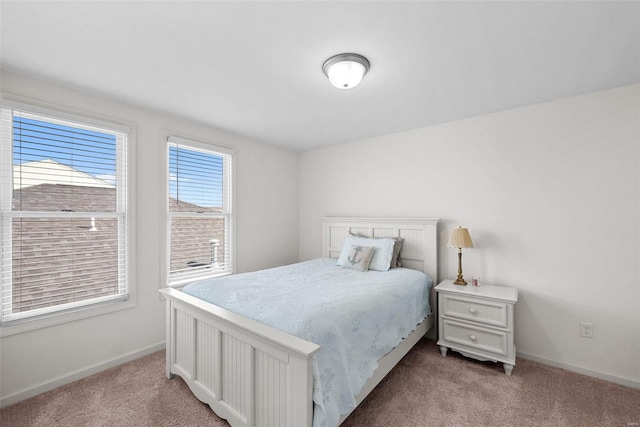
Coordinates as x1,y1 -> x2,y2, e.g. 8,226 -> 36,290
391,237 -> 404,268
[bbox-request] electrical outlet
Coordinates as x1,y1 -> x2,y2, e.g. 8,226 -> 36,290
580,322 -> 593,338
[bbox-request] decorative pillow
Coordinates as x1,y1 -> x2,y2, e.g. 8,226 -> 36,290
348,231 -> 404,268
337,236 -> 396,271
391,237 -> 404,268
341,245 -> 375,272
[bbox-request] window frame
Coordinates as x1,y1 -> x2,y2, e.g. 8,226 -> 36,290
162,133 -> 235,288
0,98 -> 135,336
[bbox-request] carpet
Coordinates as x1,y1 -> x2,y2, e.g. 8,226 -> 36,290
2,339 -> 639,426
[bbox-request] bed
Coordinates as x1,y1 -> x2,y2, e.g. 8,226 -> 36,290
159,217 -> 439,427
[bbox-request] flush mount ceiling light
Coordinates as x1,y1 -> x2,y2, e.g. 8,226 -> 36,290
322,53 -> 370,90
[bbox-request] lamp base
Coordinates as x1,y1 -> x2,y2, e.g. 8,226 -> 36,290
453,277 -> 467,286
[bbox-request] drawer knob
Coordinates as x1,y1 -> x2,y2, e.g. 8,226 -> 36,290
469,308 -> 477,314
469,335 -> 477,341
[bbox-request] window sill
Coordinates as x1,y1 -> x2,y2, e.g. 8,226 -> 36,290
0,297 -> 137,338
167,270 -> 232,288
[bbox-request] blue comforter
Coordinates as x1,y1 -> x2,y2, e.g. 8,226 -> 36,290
182,258 -> 433,427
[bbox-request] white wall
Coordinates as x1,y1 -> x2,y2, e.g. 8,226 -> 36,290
299,85 -> 640,387
0,71 -> 299,405
1,72 -> 638,406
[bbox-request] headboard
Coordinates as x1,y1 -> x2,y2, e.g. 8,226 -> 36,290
321,217 -> 440,332
321,217 -> 440,282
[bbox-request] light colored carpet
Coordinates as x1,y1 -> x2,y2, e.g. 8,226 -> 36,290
2,339 -> 639,426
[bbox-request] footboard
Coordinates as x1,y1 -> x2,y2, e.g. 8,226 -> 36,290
160,287 -> 320,427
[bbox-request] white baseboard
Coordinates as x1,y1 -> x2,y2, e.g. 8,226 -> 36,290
3,344 -> 637,409
0,341 -> 166,408
517,350 -> 640,391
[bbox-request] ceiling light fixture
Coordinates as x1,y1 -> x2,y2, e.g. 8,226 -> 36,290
322,53 -> 370,90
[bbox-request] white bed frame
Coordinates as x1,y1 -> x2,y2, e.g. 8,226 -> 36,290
160,217 -> 439,427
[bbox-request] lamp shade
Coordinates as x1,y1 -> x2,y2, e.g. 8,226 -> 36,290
447,227 -> 474,249
322,53 -> 370,90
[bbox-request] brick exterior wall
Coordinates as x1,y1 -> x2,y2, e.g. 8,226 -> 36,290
11,184 -> 119,313
169,199 -> 226,273
10,184 -> 225,314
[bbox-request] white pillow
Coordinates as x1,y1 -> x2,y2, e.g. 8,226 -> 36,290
349,231 -> 404,268
337,236 -> 396,271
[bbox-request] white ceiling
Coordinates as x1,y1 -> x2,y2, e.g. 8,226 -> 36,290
2,1 -> 639,152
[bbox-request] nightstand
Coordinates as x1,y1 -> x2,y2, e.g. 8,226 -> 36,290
435,279 -> 518,375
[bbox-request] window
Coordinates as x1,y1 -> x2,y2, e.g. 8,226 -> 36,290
167,136 -> 233,286
1,102 -> 129,324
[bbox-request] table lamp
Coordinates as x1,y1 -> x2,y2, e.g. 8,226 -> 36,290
447,226 -> 474,285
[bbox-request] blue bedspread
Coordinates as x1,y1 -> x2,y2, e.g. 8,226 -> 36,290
182,258 -> 433,427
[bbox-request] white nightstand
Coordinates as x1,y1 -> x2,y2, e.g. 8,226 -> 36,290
435,279 -> 518,375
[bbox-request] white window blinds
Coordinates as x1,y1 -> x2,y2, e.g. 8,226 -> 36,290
1,103 -> 129,323
167,136 -> 233,285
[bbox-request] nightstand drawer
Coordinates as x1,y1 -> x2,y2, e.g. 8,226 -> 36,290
441,319 -> 508,356
441,294 -> 508,328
